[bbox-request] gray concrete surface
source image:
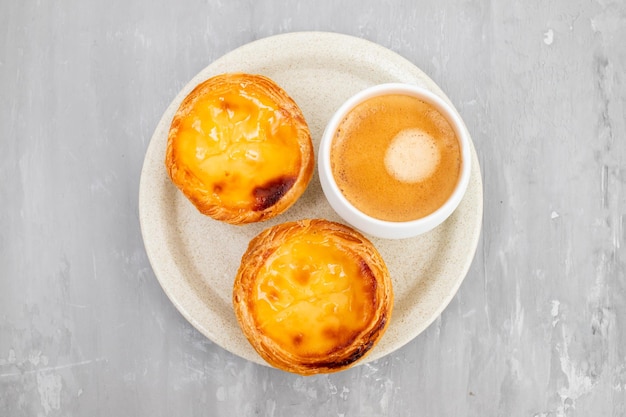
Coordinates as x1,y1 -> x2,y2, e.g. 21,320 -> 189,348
1,0 -> 625,416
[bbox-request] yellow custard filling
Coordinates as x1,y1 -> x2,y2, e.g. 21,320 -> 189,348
252,231 -> 376,358
174,81 -> 302,211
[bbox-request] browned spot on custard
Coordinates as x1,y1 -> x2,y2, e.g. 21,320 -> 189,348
220,99 -> 232,112
252,176 -> 296,211
213,182 -> 224,194
292,333 -> 304,346
294,269 -> 310,286
322,327 -> 339,340
322,327 -> 363,356
268,289 -> 280,302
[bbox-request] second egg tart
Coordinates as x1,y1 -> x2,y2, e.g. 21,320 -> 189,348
165,73 -> 314,224
233,219 -> 393,375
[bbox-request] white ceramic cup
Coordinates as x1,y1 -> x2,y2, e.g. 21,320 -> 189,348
318,83 -> 472,239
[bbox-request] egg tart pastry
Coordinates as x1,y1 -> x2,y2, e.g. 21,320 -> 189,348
165,73 -> 314,224
233,219 -> 393,375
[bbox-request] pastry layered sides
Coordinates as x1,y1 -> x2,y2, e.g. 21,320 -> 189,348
166,73 -> 314,224
233,219 -> 393,375
165,73 -> 393,374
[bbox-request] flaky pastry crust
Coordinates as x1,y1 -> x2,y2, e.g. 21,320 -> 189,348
233,219 -> 393,375
165,73 -> 314,224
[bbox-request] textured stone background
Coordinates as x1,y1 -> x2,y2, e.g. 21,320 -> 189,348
1,1 -> 625,416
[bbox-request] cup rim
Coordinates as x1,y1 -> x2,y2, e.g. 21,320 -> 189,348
318,83 -> 472,239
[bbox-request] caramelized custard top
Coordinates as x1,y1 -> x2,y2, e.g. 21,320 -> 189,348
251,228 -> 377,358
170,75 -> 303,212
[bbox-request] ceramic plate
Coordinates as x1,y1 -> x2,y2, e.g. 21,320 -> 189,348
139,32 -> 483,366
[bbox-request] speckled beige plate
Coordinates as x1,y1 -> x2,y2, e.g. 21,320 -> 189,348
139,32 -> 483,366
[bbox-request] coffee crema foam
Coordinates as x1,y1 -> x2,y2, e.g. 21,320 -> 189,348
330,94 -> 461,222
384,128 -> 440,183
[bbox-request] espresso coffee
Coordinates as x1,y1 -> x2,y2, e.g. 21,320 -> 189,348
330,94 -> 461,222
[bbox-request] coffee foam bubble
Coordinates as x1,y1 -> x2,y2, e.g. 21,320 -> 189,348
384,128 -> 440,183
